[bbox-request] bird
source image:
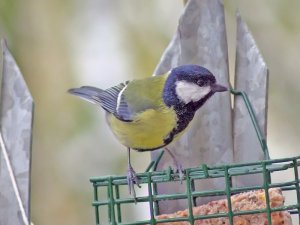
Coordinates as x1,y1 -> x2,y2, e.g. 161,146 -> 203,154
68,64 -> 227,198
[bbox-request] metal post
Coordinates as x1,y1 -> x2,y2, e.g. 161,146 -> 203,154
0,39 -> 34,225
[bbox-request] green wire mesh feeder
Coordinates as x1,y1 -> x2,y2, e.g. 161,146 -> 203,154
90,90 -> 300,225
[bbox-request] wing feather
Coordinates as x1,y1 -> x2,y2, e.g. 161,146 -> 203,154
68,74 -> 168,122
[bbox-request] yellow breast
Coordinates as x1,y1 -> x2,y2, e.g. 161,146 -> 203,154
106,106 -> 178,150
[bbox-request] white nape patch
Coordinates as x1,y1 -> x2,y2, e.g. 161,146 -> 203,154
175,80 -> 211,104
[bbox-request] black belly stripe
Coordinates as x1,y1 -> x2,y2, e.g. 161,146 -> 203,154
163,106 -> 195,143
134,108 -> 195,152
134,144 -> 167,152
162,92 -> 214,146
133,105 -> 196,152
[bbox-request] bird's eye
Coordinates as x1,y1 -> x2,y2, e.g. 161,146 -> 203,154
197,80 -> 204,86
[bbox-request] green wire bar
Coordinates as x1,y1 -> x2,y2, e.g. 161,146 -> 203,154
230,89 -> 270,160
91,156 -> 300,225
90,91 -> 300,225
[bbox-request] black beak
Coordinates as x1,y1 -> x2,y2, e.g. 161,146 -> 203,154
211,83 -> 228,92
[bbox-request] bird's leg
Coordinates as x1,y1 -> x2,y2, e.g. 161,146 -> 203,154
164,147 -> 184,180
126,148 -> 141,199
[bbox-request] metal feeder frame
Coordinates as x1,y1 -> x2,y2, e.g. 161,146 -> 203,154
90,90 -> 300,225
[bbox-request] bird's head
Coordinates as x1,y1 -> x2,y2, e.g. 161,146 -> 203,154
163,65 -> 227,109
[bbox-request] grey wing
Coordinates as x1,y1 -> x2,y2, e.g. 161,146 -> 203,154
68,82 -> 135,121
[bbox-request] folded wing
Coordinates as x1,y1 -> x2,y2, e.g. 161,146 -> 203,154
68,76 -> 166,122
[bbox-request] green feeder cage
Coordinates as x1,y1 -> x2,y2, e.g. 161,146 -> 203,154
90,90 -> 300,225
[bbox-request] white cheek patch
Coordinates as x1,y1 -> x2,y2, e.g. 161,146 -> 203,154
175,80 -> 211,104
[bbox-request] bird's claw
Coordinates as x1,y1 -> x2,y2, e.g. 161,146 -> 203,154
175,163 -> 185,183
164,148 -> 185,182
127,165 -> 141,200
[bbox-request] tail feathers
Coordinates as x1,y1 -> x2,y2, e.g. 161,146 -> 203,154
69,83 -> 127,116
68,86 -> 104,105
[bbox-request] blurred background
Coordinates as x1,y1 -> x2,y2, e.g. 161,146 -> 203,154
0,0 -> 300,224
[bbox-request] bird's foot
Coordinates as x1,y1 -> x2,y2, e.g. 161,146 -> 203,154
127,165 -> 141,200
164,148 -> 185,182
174,162 -> 185,182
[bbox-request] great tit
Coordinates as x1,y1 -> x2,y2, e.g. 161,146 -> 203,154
68,64 -> 227,197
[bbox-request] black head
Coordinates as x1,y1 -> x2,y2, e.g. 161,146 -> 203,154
160,65 -> 228,144
163,64 -> 227,110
